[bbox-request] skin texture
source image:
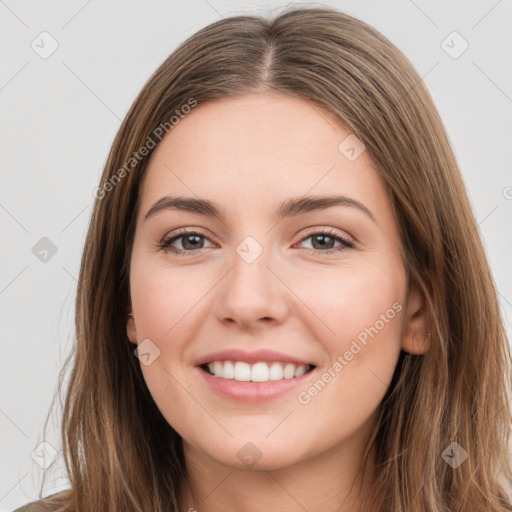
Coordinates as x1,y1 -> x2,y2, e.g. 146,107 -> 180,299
126,91 -> 429,511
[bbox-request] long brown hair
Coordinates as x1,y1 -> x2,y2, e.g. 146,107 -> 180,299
34,5 -> 512,511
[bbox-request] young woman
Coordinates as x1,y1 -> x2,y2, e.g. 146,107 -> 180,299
15,5 -> 512,512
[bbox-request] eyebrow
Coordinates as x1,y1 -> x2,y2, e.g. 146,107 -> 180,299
144,194 -> 375,223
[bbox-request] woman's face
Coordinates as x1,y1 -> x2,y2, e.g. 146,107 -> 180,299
127,91 -> 427,472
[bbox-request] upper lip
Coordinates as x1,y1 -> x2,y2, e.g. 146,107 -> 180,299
195,349 -> 315,367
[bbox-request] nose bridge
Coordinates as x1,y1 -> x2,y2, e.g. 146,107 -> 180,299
214,232 -> 288,326
231,234 -> 276,301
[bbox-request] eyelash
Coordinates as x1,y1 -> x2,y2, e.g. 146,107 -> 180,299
157,227 -> 354,256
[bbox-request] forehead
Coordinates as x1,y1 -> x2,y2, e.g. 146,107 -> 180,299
137,92 -> 389,221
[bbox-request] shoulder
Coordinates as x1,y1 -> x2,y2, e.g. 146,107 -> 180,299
12,490 -> 72,512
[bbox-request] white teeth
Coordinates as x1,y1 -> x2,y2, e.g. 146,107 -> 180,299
205,360 -> 313,382
294,364 -> 308,377
223,360 -> 234,379
283,363 -> 295,379
209,361 -> 236,377
251,362 -> 269,382
213,361 -> 223,377
269,362 -> 284,380
234,361 -> 251,381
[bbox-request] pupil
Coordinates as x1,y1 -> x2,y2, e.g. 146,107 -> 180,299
183,235 -> 202,250
313,234 -> 333,250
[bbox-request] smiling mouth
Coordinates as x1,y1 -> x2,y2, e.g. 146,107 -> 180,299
200,360 -> 316,382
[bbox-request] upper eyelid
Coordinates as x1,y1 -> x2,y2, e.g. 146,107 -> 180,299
163,226 -> 351,239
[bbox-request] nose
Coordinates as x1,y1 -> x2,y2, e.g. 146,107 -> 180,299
212,241 -> 290,330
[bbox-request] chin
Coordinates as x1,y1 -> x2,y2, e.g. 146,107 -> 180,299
186,435 -> 307,471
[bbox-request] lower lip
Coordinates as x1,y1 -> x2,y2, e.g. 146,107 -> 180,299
196,366 -> 315,403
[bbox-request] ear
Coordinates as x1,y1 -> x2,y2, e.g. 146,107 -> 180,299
401,282 -> 430,355
126,310 -> 138,345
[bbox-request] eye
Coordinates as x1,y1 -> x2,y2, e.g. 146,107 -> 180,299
157,227 -> 354,256
296,228 -> 354,254
157,229 -> 215,255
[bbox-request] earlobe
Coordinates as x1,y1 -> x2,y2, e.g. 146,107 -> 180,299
126,312 -> 137,344
401,284 -> 431,355
407,332 -> 431,354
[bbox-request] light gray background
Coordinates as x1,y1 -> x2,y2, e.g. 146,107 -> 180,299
1,1 -> 511,510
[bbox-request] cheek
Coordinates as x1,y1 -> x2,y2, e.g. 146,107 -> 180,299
130,252 -> 211,340
291,262 -> 405,399
289,267 -> 404,441
129,256 -> 202,430
290,260 -> 405,343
